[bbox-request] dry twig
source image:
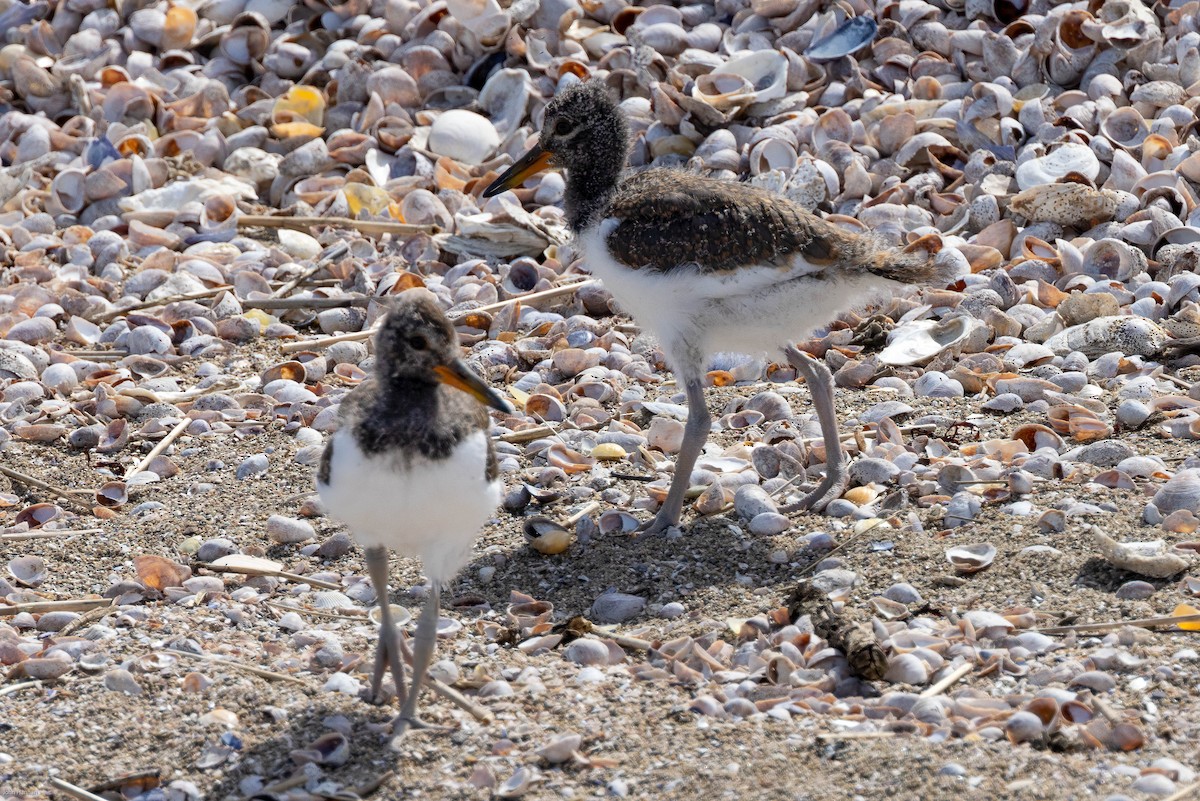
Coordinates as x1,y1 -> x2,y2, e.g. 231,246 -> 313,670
1034,612 -> 1200,634
0,465 -> 96,512
279,279 -> 595,353
238,213 -> 436,236
163,648 -> 310,686
919,661 -> 974,698
47,778 -> 109,801
124,417 -> 189,478
0,598 -> 114,616
92,286 -> 232,323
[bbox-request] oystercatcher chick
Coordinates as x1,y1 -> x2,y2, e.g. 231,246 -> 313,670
316,289 -> 511,742
484,80 -> 957,535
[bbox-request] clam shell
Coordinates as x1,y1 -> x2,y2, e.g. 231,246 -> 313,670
1152,470 -> 1200,515
878,317 -> 979,367
8,554 -> 48,586
946,543 -> 996,573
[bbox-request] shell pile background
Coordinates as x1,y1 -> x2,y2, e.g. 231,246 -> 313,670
3,0 -> 1200,797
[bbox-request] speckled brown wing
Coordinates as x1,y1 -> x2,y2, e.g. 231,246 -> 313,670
603,169 -> 847,273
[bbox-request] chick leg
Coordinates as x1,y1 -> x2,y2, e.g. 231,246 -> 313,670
390,583 -> 449,743
365,546 -> 408,707
640,375 -> 710,535
779,346 -> 848,513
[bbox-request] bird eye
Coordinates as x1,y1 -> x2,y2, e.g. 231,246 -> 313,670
408,336 -> 427,351
553,118 -> 573,136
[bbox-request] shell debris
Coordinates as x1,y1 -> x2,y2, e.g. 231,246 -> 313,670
3,0 -> 1200,794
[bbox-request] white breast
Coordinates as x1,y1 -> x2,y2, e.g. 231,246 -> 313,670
316,429 -> 502,585
578,221 -> 893,374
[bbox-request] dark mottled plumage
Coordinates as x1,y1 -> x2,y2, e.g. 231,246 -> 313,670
324,293 -> 498,483
336,377 -> 498,481
539,81 -> 956,287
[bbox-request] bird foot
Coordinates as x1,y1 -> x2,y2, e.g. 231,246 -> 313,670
388,715 -> 454,747
637,509 -> 682,537
780,474 -> 848,514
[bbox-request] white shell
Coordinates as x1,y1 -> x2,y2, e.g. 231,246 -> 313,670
428,109 -> 500,165
878,317 -> 979,366
1015,144 -> 1099,191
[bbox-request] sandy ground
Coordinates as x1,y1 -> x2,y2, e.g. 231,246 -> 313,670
3,342 -> 1200,801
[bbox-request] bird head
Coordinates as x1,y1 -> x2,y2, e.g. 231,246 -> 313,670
374,290 -> 512,412
483,80 -> 628,198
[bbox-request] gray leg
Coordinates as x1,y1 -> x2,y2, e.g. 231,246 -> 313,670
641,376 -> 710,535
779,346 -> 848,513
364,546 -> 408,707
390,583 -> 444,743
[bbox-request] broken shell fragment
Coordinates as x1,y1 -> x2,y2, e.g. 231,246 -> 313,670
946,543 -> 997,573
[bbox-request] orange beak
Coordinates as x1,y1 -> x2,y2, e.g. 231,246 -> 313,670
433,360 -> 512,413
483,144 -> 554,198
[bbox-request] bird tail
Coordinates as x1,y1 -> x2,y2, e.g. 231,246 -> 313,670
859,232 -> 962,288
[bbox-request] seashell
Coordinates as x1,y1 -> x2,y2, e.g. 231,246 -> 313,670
946,543 -> 996,573
95,481 -> 127,508
590,591 -> 645,624
1152,470 -> 1200,515
524,518 -> 573,555
1014,144 -> 1099,191
805,16 -> 878,62
1009,184 -> 1116,227
878,317 -> 978,367
1091,527 -> 1191,579
8,555 -> 48,587
1006,711 -> 1045,744
428,109 -> 500,166
693,50 -> 787,111
564,639 -> 608,667
14,503 -> 61,528
1045,316 -> 1167,357
496,767 -> 541,799
19,657 -> 73,680
536,733 -> 583,764
50,168 -> 86,215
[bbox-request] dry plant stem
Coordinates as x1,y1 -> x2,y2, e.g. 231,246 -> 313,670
265,600 -> 367,621
0,464 -> 96,512
237,214 -> 437,236
428,676 -> 492,723
0,598 -> 113,616
58,604 -> 115,636
815,731 -> 897,741
795,520 -> 885,578
279,279 -> 595,353
163,648 -> 310,686
195,561 -> 341,590
244,296 -> 371,310
0,680 -> 42,697
0,528 -> 101,541
92,285 -> 232,323
585,631 -> 653,651
1162,781 -> 1200,801
124,417 -> 189,478
47,778 -> 109,801
1034,612 -> 1200,634
269,241 -> 350,298
919,661 -> 974,698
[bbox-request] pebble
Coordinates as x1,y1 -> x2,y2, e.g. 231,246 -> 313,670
748,512 -> 790,536
1130,775 -> 1177,796
236,454 -> 269,480
266,515 -> 316,544
659,602 -> 685,619
564,639 -> 609,667
590,592 -> 645,624
1115,581 -> 1155,600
